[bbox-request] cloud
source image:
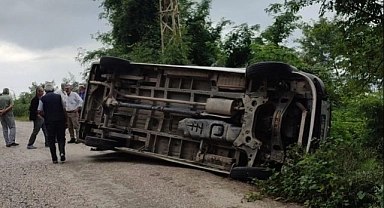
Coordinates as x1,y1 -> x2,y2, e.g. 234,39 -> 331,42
0,43 -> 90,97
0,0 -> 109,50
0,41 -> 38,62
209,0 -> 282,29
0,0 -> 109,97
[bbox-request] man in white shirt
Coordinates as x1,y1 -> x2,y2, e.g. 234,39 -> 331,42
64,85 -> 83,143
55,83 -> 68,108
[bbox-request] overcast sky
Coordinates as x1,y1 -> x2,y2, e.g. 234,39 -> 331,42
0,0 -> 320,97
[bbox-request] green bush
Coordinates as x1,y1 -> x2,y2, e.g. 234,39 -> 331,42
15,116 -> 29,121
12,89 -> 34,118
12,102 -> 29,118
355,92 -> 383,157
256,140 -> 383,208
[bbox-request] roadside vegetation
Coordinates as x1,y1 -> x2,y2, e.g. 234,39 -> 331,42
13,0 -> 383,207
252,91 -> 383,208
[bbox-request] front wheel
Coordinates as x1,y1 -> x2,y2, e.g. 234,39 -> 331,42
99,56 -> 131,73
246,62 -> 295,80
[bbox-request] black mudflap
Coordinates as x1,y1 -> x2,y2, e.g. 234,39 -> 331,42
84,136 -> 118,150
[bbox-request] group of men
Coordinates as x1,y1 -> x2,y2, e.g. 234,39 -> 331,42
0,83 -> 85,164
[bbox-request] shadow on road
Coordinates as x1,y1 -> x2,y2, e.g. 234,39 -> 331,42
86,150 -> 228,178
87,151 -> 184,167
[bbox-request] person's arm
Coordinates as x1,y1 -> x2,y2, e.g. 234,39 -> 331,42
61,97 -> 68,128
74,93 -> 83,112
0,97 -> 13,115
2,104 -> 13,114
64,107 -> 68,122
60,96 -> 67,118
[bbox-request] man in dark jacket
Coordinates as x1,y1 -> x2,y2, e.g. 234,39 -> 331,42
27,86 -> 48,149
38,82 -> 67,164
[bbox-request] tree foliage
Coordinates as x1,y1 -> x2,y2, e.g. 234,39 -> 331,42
262,3 -> 301,45
281,0 -> 383,25
182,0 -> 230,66
278,0 -> 383,91
220,23 -> 261,67
100,0 -> 160,55
251,43 -> 307,68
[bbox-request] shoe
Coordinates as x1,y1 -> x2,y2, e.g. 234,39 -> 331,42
60,153 -> 66,162
67,139 -> 76,144
6,144 -> 11,147
10,143 -> 19,146
53,161 -> 58,164
75,140 -> 80,144
27,145 -> 37,149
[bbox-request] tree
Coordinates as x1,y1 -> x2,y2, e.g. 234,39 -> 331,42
220,23 -> 261,67
100,0 -> 160,55
182,0 -> 230,66
279,0 -> 382,25
296,18 -> 345,105
161,33 -> 191,65
250,43 -> 308,69
354,90 -> 383,156
261,3 -> 301,45
77,0 -> 161,67
275,0 -> 383,90
78,0 -> 232,68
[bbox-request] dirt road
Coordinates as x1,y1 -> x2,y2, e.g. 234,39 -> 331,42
0,121 -> 302,208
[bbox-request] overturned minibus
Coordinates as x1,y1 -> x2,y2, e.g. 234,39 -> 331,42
79,56 -> 331,180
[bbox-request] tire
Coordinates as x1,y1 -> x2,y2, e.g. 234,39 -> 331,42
229,167 -> 272,181
246,62 -> 295,80
99,56 -> 131,73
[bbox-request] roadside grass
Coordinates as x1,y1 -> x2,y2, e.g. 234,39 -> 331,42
253,142 -> 383,208
15,116 -> 29,121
